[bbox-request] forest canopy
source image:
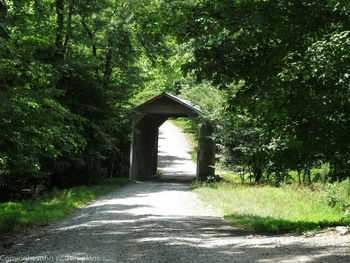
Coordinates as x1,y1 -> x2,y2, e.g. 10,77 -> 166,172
152,0 -> 350,183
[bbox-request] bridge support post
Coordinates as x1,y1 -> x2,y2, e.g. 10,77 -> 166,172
196,123 -> 215,180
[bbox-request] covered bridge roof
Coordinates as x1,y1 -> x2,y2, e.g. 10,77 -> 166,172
136,92 -> 205,117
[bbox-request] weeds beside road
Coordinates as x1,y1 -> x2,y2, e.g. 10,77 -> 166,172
192,178 -> 350,233
0,178 -> 132,233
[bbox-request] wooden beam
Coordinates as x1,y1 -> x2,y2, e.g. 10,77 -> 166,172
138,104 -> 198,117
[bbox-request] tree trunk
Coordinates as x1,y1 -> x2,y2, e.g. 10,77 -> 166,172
55,0 -> 64,59
241,167 -> 245,184
63,1 -> 73,58
81,16 -> 98,75
81,17 -> 97,57
307,168 -> 311,184
254,168 -> 262,183
297,169 -> 301,185
104,49 -> 112,79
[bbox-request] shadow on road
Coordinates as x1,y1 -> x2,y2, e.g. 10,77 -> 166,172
5,189 -> 349,263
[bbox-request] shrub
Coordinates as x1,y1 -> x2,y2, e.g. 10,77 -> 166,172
320,179 -> 350,221
0,202 -> 22,232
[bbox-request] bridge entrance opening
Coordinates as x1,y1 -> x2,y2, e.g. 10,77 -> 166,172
129,92 -> 215,181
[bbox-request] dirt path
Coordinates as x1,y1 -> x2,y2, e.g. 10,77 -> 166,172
157,121 -> 196,182
1,121 -> 350,262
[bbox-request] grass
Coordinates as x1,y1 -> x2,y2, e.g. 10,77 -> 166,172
172,119 -> 350,233
191,177 -> 350,234
169,118 -> 198,162
0,177 -> 133,233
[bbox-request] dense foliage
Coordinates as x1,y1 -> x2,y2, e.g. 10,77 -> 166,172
0,0 -> 176,200
152,0 -> 350,183
1,0 -> 350,200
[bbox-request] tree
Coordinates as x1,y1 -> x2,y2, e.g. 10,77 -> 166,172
0,0 -> 83,198
155,0 -> 350,181
1,0 -> 173,198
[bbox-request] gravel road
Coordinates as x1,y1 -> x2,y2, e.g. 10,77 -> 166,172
1,121 -> 350,263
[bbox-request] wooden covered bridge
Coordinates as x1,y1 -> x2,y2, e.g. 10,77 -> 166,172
129,92 -> 215,181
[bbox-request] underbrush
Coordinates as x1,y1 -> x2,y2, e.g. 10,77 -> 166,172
0,177 -> 132,233
321,179 -> 350,218
191,178 -> 350,234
